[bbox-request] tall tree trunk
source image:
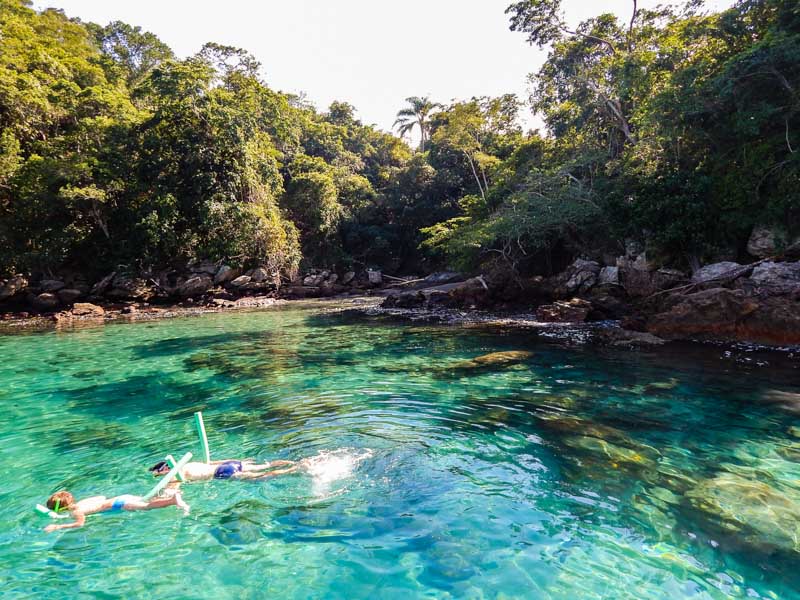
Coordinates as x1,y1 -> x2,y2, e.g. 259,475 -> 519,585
466,153 -> 486,201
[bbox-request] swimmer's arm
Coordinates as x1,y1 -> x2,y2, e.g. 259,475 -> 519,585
44,511 -> 86,532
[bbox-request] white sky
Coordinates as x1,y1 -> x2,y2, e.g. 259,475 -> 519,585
35,0 -> 735,136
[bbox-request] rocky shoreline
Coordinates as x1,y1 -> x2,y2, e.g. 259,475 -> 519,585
2,252 -> 800,354
379,252 -> 800,349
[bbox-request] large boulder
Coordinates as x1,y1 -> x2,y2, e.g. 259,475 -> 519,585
229,275 -> 252,288
57,288 -> 84,304
214,265 -> 237,285
646,288 -> 758,340
251,267 -> 269,283
564,259 -> 601,293
447,276 -> 490,307
536,298 -> 592,323
72,302 -> 105,317
190,261 -> 218,275
342,271 -> 356,285
750,261 -> 800,286
381,291 -> 426,309
32,292 -> 59,311
597,266 -> 619,286
618,262 -> 655,297
39,279 -> 65,292
0,275 -> 28,302
91,272 -> 116,296
106,276 -> 153,300
646,288 -> 800,344
176,275 -> 213,298
691,262 -> 742,284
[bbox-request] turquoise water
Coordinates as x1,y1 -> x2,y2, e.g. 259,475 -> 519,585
1,301 -> 799,599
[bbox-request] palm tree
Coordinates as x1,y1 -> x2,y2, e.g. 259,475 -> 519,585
394,96 -> 441,152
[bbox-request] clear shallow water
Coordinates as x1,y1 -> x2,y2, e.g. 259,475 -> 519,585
1,301 -> 800,599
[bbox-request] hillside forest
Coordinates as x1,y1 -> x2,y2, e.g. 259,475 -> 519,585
0,0 -> 798,282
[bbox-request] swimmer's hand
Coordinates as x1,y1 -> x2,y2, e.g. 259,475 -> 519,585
44,515 -> 85,533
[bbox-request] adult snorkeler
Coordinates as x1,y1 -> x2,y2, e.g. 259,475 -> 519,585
148,457 -> 299,482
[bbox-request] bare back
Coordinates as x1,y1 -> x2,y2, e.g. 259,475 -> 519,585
179,462 -> 218,481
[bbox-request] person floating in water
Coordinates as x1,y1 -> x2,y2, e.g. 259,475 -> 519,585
148,458 -> 299,481
42,489 -> 189,533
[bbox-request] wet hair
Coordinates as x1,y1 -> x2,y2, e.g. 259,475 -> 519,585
46,490 -> 75,512
149,461 -> 169,475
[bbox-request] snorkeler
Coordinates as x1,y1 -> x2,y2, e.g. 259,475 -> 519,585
42,489 -> 189,533
148,458 -> 300,481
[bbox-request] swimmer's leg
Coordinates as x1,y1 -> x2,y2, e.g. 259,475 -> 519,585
234,465 -> 300,480
241,460 -> 295,473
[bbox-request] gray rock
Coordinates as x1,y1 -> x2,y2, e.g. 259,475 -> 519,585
424,272 -> 464,285
33,292 -> 59,311
57,288 -> 83,303
40,279 -> 65,292
176,275 -> 213,297
106,276 -> 152,300
191,261 -> 218,275
327,273 -> 339,285
214,265 -> 236,285
91,272 -> 116,296
342,271 -> 356,285
565,259 -> 600,293
367,270 -> 383,285
747,225 -> 782,258
251,267 -> 269,283
625,240 -> 644,259
598,266 -> 619,285
229,275 -> 251,288
691,262 -> 742,283
750,261 -> 800,285
0,275 -> 28,301
632,252 -> 652,272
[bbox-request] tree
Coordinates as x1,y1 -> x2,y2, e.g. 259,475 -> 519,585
394,96 -> 441,151
89,20 -> 174,91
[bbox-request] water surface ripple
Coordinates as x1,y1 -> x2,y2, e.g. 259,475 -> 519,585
1,302 -> 799,599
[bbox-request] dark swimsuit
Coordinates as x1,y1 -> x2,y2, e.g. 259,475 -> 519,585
213,461 -> 243,479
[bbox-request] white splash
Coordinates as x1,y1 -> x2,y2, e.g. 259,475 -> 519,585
301,448 -> 373,496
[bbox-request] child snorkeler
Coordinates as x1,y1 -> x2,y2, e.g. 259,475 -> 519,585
148,458 -> 299,482
42,489 -> 189,533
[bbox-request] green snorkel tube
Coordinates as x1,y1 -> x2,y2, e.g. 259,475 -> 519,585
195,411 -> 211,464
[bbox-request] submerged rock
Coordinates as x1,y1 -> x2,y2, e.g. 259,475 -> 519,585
437,350 -> 535,375
686,472 -> 800,555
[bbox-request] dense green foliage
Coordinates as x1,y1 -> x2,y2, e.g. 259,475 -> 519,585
0,0 -> 797,279
425,0 -> 799,273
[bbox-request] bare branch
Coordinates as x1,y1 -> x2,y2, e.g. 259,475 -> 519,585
627,0 -> 638,52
